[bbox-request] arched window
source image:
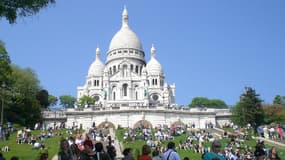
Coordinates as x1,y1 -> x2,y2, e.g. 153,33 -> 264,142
94,80 -> 96,86
97,80 -> 99,86
113,66 -> 116,73
152,79 -> 155,85
113,92 -> 116,100
123,65 -> 128,77
123,84 -> 128,96
155,79 -> 157,85
135,66 -> 138,73
135,91 -> 138,100
130,64 -> 133,71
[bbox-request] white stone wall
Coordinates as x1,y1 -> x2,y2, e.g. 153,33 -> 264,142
65,108 -> 230,129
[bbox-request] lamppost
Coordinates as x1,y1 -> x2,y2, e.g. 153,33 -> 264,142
1,83 -> 5,125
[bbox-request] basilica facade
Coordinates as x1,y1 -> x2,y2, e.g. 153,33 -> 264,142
57,7 -> 231,130
77,7 -> 176,108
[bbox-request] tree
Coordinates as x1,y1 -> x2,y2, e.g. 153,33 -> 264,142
48,95 -> 58,107
6,65 -> 42,127
273,95 -> 285,109
189,97 -> 209,108
231,87 -> 264,127
0,0 -> 55,24
263,104 -> 285,124
36,89 -> 49,108
78,95 -> 95,107
59,95 -> 76,108
0,41 -> 12,86
208,99 -> 228,109
189,97 -> 228,108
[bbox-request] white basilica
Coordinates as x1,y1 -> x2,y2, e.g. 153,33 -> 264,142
53,7 -> 231,130
77,7 -> 175,108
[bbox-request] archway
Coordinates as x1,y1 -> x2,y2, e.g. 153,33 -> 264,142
170,121 -> 185,135
97,121 -> 116,129
133,120 -> 152,129
171,121 -> 185,128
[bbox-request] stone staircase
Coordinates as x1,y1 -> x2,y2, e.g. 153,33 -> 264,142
109,128 -> 124,159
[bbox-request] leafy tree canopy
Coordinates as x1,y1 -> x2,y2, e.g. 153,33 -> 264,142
59,95 -> 76,108
36,89 -> 49,108
5,65 -> 42,127
263,104 -> 285,124
0,0 -> 55,24
48,95 -> 58,107
189,97 -> 228,108
0,41 -> 12,86
273,95 -> 285,109
78,95 -> 95,107
231,87 -> 264,127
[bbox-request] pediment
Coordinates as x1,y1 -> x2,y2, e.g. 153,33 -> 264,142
110,70 -> 141,81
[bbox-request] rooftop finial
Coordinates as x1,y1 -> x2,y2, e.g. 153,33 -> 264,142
151,44 -> 156,58
96,46 -> 100,59
122,5 -> 128,27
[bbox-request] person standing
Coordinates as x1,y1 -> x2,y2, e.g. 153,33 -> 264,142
202,140 -> 225,160
122,148 -> 135,160
161,142 -> 180,160
268,146 -> 280,160
58,139 -> 77,160
139,145 -> 152,160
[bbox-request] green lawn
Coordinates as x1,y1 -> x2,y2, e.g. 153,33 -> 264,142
0,129 -> 69,160
116,128 -> 285,160
1,128 -> 284,160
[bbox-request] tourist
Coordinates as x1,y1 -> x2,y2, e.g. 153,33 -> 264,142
106,141 -> 116,160
79,139 -> 96,160
58,139 -> 77,160
161,142 -> 181,160
39,151 -> 48,160
10,156 -> 19,160
268,146 -> 280,160
122,148 -> 135,160
94,142 -> 110,160
202,140 -> 225,160
152,149 -> 160,160
139,144 -> 152,160
254,141 -> 266,160
0,153 -> 5,160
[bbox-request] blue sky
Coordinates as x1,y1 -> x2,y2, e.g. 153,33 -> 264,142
1,1 -> 285,106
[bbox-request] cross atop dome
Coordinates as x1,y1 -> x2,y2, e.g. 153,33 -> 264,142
151,44 -> 156,58
122,5 -> 128,28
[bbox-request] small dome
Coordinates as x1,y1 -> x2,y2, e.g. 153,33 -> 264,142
88,47 -> 105,76
146,45 -> 163,74
108,7 -> 143,51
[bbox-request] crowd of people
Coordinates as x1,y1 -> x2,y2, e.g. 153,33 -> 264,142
0,121 -> 284,160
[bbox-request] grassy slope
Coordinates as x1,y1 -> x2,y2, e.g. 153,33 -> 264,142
0,130 -> 67,160
1,128 -> 284,160
116,129 -> 285,160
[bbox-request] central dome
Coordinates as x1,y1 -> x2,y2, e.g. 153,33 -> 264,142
108,7 -> 143,52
